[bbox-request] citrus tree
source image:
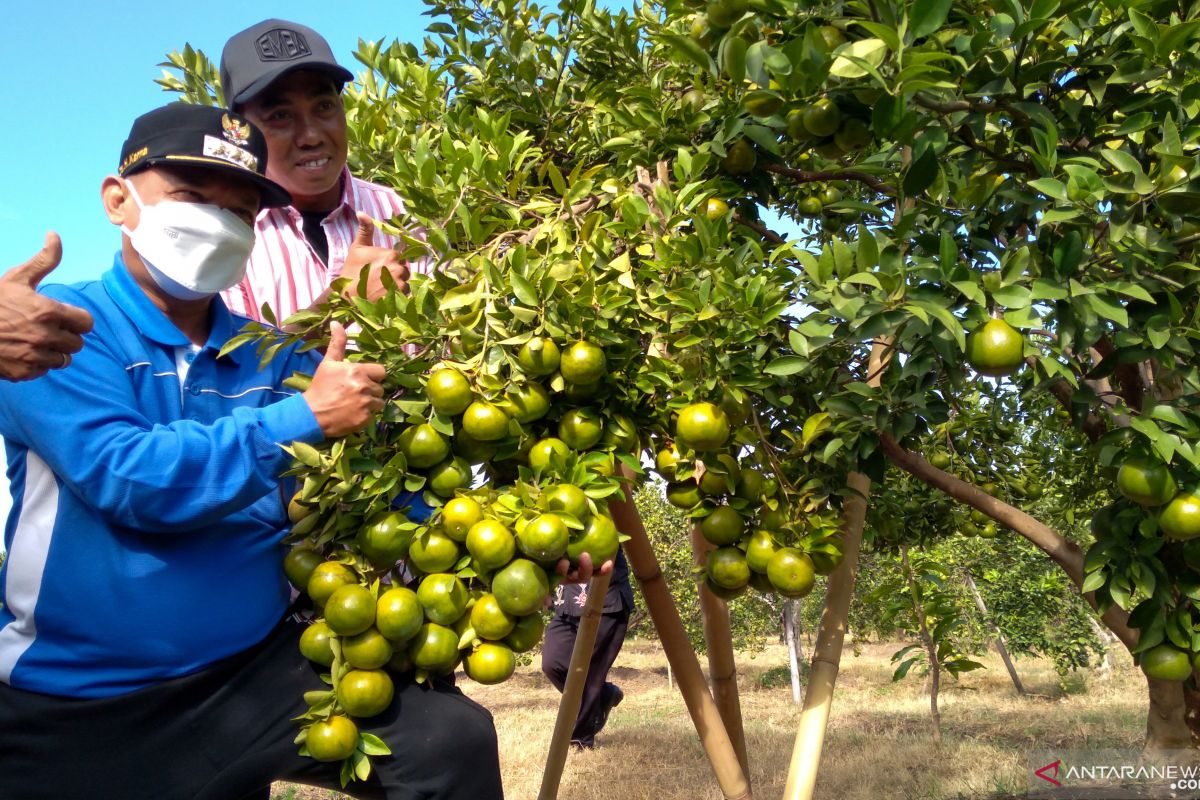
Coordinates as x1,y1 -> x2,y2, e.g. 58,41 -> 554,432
161,0 -> 1200,773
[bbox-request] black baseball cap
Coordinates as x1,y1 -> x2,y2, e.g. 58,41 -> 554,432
118,104 -> 291,208
221,19 -> 354,106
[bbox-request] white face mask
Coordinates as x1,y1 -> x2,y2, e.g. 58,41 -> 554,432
121,180 -> 255,300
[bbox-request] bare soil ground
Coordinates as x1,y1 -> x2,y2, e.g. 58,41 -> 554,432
272,638 -> 1146,800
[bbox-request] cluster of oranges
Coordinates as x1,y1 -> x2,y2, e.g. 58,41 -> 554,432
281,336 -> 631,764
654,402 -> 843,600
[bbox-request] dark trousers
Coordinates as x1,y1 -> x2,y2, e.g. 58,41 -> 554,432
540,610 -> 629,742
0,614 -> 503,800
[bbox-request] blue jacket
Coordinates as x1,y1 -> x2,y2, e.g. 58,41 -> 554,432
0,256 -> 325,698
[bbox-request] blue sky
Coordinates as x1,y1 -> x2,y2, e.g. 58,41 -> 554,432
0,2 -> 436,286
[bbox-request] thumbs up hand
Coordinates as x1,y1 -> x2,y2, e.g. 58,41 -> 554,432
0,232 -> 95,382
302,321 -> 386,438
337,212 -> 411,301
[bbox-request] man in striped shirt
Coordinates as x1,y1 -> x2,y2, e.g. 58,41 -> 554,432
219,19 -> 427,324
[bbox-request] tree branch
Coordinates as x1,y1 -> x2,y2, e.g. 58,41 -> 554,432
763,163 -> 895,196
732,213 -> 787,245
913,93 -> 999,115
878,432 -> 1137,651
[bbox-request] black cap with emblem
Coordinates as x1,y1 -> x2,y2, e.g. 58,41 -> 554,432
118,104 -> 291,208
220,19 -> 354,107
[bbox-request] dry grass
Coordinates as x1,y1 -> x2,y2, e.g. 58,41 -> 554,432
273,639 -> 1147,800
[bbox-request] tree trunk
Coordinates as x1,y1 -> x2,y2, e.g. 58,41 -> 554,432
901,546 -> 942,745
879,433 -> 1196,751
963,572 -> 1025,695
785,599 -> 803,705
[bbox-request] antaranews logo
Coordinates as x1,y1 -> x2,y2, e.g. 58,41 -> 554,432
1034,759 -> 1062,788
1029,749 -> 1200,798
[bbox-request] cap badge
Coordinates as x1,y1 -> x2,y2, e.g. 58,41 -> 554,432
203,135 -> 258,172
254,28 -> 312,62
221,113 -> 251,145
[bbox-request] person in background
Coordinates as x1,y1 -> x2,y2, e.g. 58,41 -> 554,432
219,18 -> 425,323
541,547 -> 634,749
0,103 -> 502,800
220,19 -> 433,522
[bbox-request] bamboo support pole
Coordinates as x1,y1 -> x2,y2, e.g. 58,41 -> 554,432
611,469 -> 752,800
785,600 -> 803,705
963,572 -> 1025,695
690,525 -> 751,781
538,569 -> 613,800
782,471 -> 870,800
783,339 -> 891,800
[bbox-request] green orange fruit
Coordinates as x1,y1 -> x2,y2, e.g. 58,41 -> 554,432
466,519 -> 517,571
767,548 -> 816,598
706,547 -> 751,590
700,506 -> 745,546
465,642 -> 517,684
376,587 -> 424,642
1160,491 -> 1200,540
517,337 -> 561,377
559,341 -> 607,385
306,716 -> 359,762
675,402 -> 731,451
426,368 -> 474,416
398,423 -> 451,469
324,584 -> 376,636
1141,644 -> 1193,681
492,558 -> 551,616
1117,458 -> 1177,508
416,573 -> 469,626
966,319 -> 1025,377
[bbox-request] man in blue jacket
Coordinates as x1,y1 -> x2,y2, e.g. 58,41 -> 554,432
0,104 -> 502,799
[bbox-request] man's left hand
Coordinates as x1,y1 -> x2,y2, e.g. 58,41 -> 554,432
338,212 -> 411,301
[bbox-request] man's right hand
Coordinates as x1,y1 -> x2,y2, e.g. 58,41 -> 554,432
303,322 -> 386,438
338,212 -> 411,301
0,233 -> 95,382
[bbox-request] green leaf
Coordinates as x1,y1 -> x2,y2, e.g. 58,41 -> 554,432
829,39 -> 888,79
719,35 -> 748,84
510,272 -> 538,305
659,33 -> 717,75
358,732 -> 393,756
764,356 -> 807,376
902,146 -> 938,196
1084,293 -> 1130,327
950,280 -> 984,303
909,0 -> 953,39
851,21 -> 902,52
991,284 -> 1032,309
908,300 -> 965,349
1099,148 -> 1145,175
1028,177 -> 1068,202
290,441 -> 323,468
802,412 -> 832,448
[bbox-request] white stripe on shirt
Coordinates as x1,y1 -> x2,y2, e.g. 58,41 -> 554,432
0,452 -> 59,681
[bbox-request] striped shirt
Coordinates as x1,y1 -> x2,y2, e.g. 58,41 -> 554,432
222,168 -> 429,323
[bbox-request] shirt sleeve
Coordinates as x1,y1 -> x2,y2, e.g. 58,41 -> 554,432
0,332 -> 324,534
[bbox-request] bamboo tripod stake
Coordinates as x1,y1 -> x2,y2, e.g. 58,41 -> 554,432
538,569 -> 613,800
611,468 -> 753,800
690,524 -> 751,781
783,339 -> 891,800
